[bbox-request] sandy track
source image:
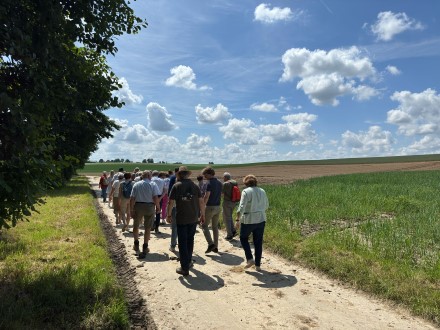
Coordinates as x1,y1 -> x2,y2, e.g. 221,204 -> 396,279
87,165 -> 439,329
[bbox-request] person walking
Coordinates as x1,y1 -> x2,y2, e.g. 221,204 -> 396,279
106,170 -> 115,208
201,166 -> 222,254
98,171 -> 109,203
222,172 -> 238,240
235,174 -> 269,272
130,170 -> 160,258
167,167 -> 180,252
109,173 -> 124,225
151,170 -> 166,234
167,166 -> 205,276
120,172 -> 133,232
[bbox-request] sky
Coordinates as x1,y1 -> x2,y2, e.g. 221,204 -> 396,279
90,0 -> 440,164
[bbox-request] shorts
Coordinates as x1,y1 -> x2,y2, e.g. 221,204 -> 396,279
133,203 -> 155,229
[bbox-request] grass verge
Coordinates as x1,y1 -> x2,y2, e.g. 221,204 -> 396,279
263,170 -> 440,326
0,176 -> 129,329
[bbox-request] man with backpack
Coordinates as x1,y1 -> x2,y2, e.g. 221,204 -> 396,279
120,172 -> 133,232
222,172 -> 240,240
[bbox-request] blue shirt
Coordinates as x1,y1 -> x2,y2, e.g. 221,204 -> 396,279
206,177 -> 222,206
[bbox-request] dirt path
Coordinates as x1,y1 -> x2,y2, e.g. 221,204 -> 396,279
87,170 -> 438,330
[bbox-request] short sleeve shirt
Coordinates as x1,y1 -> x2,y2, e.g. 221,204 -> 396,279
169,179 -> 201,225
206,177 -> 222,206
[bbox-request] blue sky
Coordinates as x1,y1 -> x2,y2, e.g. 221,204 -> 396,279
90,0 -> 440,164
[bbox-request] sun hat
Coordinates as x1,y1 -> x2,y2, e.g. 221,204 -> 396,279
178,166 -> 191,174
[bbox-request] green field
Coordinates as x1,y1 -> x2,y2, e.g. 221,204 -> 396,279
263,170 -> 440,325
0,177 -> 129,329
80,154 -> 440,175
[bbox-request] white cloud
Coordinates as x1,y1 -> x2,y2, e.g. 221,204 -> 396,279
387,89 -> 440,136
386,65 -> 401,75
185,133 -> 211,149
254,4 -> 293,23
352,85 -> 380,101
146,102 -> 177,132
195,103 -> 232,124
218,112 -> 318,146
341,126 -> 395,155
401,135 -> 440,154
250,102 -> 278,112
219,118 -> 262,145
280,47 -> 377,106
165,65 -> 211,90
113,77 -> 143,105
370,11 -> 424,42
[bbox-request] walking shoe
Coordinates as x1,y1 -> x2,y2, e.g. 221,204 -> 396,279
244,259 -> 255,268
121,224 -> 127,232
225,235 -> 233,240
212,247 -> 219,253
205,244 -> 215,254
133,240 -> 140,254
169,246 -> 177,253
176,267 -> 189,276
138,244 -> 149,258
255,266 -> 261,272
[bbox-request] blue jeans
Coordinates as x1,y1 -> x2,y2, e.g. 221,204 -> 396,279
170,207 -> 178,248
239,221 -> 265,267
177,222 -> 198,271
101,189 -> 107,202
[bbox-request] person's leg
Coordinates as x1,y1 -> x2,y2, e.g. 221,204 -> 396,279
177,224 -> 190,272
211,206 -> 220,248
252,222 -> 265,267
170,207 -> 178,250
239,223 -> 254,262
154,196 -> 162,233
132,204 -> 143,253
222,201 -> 234,237
187,222 -> 198,265
120,198 -> 127,225
161,194 -> 168,221
113,196 -> 120,223
139,205 -> 154,258
202,206 -> 214,247
101,189 -> 107,202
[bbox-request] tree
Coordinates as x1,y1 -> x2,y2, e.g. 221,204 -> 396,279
147,158 -> 154,164
142,159 -> 147,163
0,0 -> 147,228
99,159 -> 104,163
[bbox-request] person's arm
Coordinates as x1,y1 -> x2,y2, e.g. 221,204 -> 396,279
198,197 -> 205,224
130,196 -> 136,216
166,199 -> 175,223
153,195 -> 160,214
203,190 -> 211,205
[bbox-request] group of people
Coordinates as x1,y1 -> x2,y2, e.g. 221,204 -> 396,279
98,166 -> 269,276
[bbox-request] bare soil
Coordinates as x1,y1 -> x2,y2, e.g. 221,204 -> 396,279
87,162 -> 440,330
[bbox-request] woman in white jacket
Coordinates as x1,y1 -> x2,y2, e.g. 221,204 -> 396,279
235,174 -> 269,272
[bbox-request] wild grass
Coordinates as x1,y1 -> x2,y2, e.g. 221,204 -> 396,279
0,176 -> 129,329
262,170 -> 440,326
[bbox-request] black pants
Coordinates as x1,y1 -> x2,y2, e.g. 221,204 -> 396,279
177,222 -> 197,271
154,195 -> 162,230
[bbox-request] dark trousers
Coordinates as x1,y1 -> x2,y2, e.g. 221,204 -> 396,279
154,195 -> 162,230
239,221 -> 265,267
177,222 -> 198,271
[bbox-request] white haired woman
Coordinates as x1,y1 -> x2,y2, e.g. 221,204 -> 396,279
235,174 -> 269,272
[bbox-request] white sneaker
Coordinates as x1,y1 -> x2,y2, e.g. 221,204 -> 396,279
244,259 -> 255,268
